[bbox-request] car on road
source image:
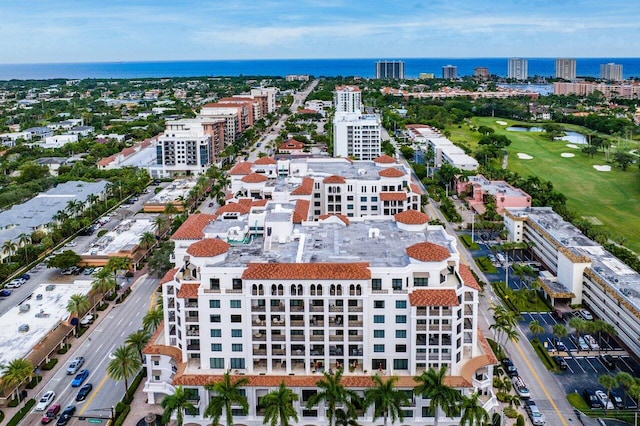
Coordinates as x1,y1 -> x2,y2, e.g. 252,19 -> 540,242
35,390 -> 56,411
66,356 -> 85,375
599,354 -> 616,370
56,405 -> 76,426
609,390 -> 625,409
501,358 -> 518,377
0,289 -> 12,297
552,356 -> 568,370
595,390 -> 614,409
76,383 -> 93,401
583,389 -> 603,409
41,403 -> 61,424
578,309 -> 594,321
71,369 -> 89,387
524,400 -> 546,425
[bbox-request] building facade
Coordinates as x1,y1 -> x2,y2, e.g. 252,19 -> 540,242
553,81 -> 640,99
473,67 -> 490,79
442,65 -> 457,79
153,119 -> 214,178
333,86 -> 381,161
375,60 -> 405,79
507,58 -> 528,80
555,58 -> 576,80
600,63 -> 623,81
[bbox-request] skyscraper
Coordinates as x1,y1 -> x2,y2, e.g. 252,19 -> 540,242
600,63 -> 623,81
474,67 -> 490,79
442,65 -> 457,79
555,58 -> 576,80
375,60 -> 405,79
332,85 -> 381,160
507,58 -> 528,80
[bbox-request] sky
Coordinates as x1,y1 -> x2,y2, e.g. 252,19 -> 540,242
1,0 -> 638,64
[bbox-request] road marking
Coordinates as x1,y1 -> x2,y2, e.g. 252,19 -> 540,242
513,340 -> 570,426
77,373 -> 110,415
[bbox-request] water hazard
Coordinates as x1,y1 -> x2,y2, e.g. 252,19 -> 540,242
506,126 -> 587,144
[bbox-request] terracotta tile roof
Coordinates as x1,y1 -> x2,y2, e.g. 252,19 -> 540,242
409,289 -> 460,307
291,177 -> 314,196
177,283 -> 199,298
410,183 -> 422,194
160,268 -> 178,284
172,214 -> 216,240
97,154 -> 116,166
380,192 -> 408,201
229,161 -> 253,175
459,264 -> 482,291
254,156 -> 277,165
323,175 -> 346,184
478,329 -> 499,364
241,172 -> 269,183
293,199 -> 310,224
186,238 -> 230,257
242,262 -> 370,280
252,199 -> 268,207
378,167 -> 405,178
374,154 -> 397,164
318,214 -> 350,225
143,323 -> 183,362
406,242 -> 450,262
297,108 -> 318,115
279,139 -> 305,150
394,210 -> 429,225
215,202 -> 251,215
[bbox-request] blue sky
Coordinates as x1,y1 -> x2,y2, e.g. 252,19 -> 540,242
1,0 -> 638,64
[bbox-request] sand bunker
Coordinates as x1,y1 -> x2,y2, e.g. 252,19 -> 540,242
561,153 -> 575,158
496,120 -> 507,125
593,165 -> 611,172
517,153 -> 533,160
566,144 -> 579,149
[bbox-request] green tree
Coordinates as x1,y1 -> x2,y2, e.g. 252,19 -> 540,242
125,329 -> 151,362
161,385 -> 197,426
334,408 -> 360,426
615,372 -> 636,408
66,293 -> 90,330
106,345 -> 141,396
413,366 -> 461,426
598,374 -> 617,412
613,151 -> 634,171
205,371 -> 250,426
105,255 -> 132,287
138,231 -> 156,251
0,358 -> 34,404
568,317 -> 586,340
46,250 -> 81,270
17,233 -> 31,264
91,268 -> 117,298
528,320 -> 544,340
143,306 -> 164,333
459,392 -> 490,426
262,381 -> 299,426
2,240 -> 16,263
363,374 -> 409,426
307,369 -> 358,426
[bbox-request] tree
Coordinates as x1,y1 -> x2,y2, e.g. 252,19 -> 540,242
66,293 -> 90,323
307,369 -> 358,426
91,268 -> 117,298
46,250 -> 81,270
205,371 -> 250,426
598,374 -> 617,412
143,306 -> 164,333
2,240 -> 16,263
0,358 -> 34,404
17,233 -> 31,264
615,372 -> 636,409
125,329 -> 151,362
568,317 -> 586,340
161,385 -> 197,426
262,381 -> 299,426
552,324 -> 568,350
153,215 -> 170,236
459,392 -> 490,426
363,374 -> 409,426
489,305 -> 519,348
413,366 -> 461,426
106,345 -> 141,396
613,151 -> 634,171
528,320 -> 544,340
334,408 -> 360,426
139,231 -> 156,251
105,256 -> 132,287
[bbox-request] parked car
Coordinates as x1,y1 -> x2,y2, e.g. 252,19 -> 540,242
578,309 -> 594,321
0,289 -> 12,297
41,403 -> 61,424
552,309 -> 564,320
83,267 -> 95,275
71,369 -> 89,387
501,358 -> 519,377
20,273 -> 30,280
66,356 -> 85,375
599,354 -> 616,370
583,389 -> 604,409
584,334 -> 600,350
56,405 -> 76,426
595,390 -> 614,409
76,383 -> 93,401
552,337 -> 567,352
553,356 -> 568,370
512,376 -> 531,399
577,337 -> 590,351
524,400 -> 546,425
5,279 -> 23,288
35,390 -> 56,411
609,390 -> 625,409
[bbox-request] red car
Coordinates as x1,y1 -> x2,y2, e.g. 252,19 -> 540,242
41,404 -> 61,424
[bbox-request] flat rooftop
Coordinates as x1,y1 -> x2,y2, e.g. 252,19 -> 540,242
82,217 -> 155,256
0,281 -> 92,366
288,158 -> 408,181
146,179 -> 197,204
468,175 -> 529,198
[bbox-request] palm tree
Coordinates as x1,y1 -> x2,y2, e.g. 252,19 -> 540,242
615,372 -> 635,409
161,385 -> 197,426
413,366 -> 461,426
125,329 -> 151,362
91,268 -> 117,299
17,233 -> 31,264
66,293 -> 90,334
205,371 -> 250,426
568,317 -> 585,340
334,408 -> 360,426
307,369 -> 358,426
143,306 -> 164,333
528,320 -> 544,340
2,240 -> 16,263
598,374 -> 617,412
0,358 -> 34,404
363,375 -> 409,426
106,345 -> 141,396
139,231 -> 157,253
153,215 -> 170,236
459,392 -> 490,426
164,203 -> 179,219
262,381 -> 299,426
552,324 -> 568,342
106,255 -> 132,286
599,321 -> 617,348
489,305 -> 519,348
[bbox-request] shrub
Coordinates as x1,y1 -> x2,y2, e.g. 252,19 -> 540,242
503,407 -> 518,418
112,404 -> 131,426
6,398 -> 35,426
42,358 -> 58,370
530,338 -> 555,370
516,414 -> 525,426
7,399 -> 18,407
56,344 -> 70,354
97,302 -> 109,311
25,375 -> 42,389
97,230 -> 108,238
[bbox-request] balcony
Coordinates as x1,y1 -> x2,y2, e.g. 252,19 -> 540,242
272,335 -> 285,341
310,335 -> 324,341
329,335 -> 344,341
347,321 -> 363,327
253,349 -> 267,356
291,335 -> 305,341
329,305 -> 344,312
290,305 -> 305,312
185,316 -> 199,323
225,289 -> 243,294
271,305 -> 285,312
348,335 -> 363,342
187,343 -> 200,351
348,306 -> 363,313
310,306 -> 324,312
252,305 -> 266,312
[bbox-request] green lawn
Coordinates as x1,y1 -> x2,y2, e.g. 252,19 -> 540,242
452,117 -> 640,253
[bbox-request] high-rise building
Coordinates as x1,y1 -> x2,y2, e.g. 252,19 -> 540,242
474,67 -> 490,79
600,63 -> 623,81
153,119 -> 215,178
442,65 -> 457,79
375,60 -> 405,79
507,58 -> 528,80
333,85 -> 362,114
333,86 -> 381,160
555,58 -> 576,80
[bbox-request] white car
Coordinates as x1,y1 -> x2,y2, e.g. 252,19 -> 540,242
35,390 -> 56,411
5,279 -> 23,289
595,390 -> 614,410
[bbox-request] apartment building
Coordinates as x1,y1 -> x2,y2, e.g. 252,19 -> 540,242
152,119 -> 215,178
143,207 -> 498,425
504,207 -> 640,357
199,103 -> 242,145
507,58 -> 528,80
375,60 -> 405,79
250,87 -> 278,114
405,125 -> 479,171
455,175 -> 531,214
442,65 -> 457,79
555,58 -> 576,80
474,67 -> 490,80
333,86 -> 382,161
600,63 -> 623,81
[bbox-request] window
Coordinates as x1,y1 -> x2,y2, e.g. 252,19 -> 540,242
396,344 -> 407,352
374,300 -> 385,309
414,277 -> 428,287
211,344 -> 222,351
210,358 -> 224,369
211,329 -> 222,337
210,314 -> 221,323
347,204 -> 354,210
209,300 -> 220,309
374,330 -> 385,338
396,330 -> 407,339
231,329 -> 242,338
396,315 -> 407,324
374,315 -> 385,323
372,279 -> 382,291
396,301 -> 407,309
230,300 -> 241,308
347,195 -> 354,201
232,279 -> 243,290
232,344 -> 243,352
209,278 -> 220,291
374,344 -> 385,353
360,196 -> 367,202
394,359 -> 409,370
392,279 -> 403,290
371,196 -> 378,202
361,205 -> 367,211
230,358 -> 245,369
231,315 -> 242,323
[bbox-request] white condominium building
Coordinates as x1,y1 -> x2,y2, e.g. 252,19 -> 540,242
555,58 -> 576,80
332,86 -> 382,161
152,119 -> 214,178
507,58 -> 528,80
143,207 -> 498,425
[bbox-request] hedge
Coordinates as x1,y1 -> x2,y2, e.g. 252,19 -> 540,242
113,404 -> 131,426
42,358 -> 59,370
6,398 -> 35,426
530,338 -> 556,370
57,343 -> 71,354
26,375 -> 42,389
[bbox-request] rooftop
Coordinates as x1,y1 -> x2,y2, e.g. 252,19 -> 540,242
287,157 -> 409,181
81,217 -> 156,256
145,179 -> 196,205
467,175 -> 529,198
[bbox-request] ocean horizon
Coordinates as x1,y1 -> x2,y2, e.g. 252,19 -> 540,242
0,57 -> 639,81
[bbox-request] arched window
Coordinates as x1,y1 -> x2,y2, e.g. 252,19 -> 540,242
258,284 -> 264,295
297,284 -> 303,295
337,284 -> 342,296
350,284 -> 355,296
356,284 -> 362,296
317,284 -> 323,296
291,284 -> 297,295
271,284 -> 277,296
311,284 -> 316,296
252,284 -> 258,296
278,284 -> 284,295
330,284 -> 336,295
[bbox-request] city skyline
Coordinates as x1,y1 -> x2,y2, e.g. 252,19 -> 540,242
0,0 -> 639,64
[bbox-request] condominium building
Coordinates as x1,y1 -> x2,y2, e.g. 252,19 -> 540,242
334,85 -> 362,114
600,63 -> 623,81
555,58 -> 576,80
152,119 -> 215,178
507,58 -> 528,80
553,82 -> 640,100
442,65 -> 457,80
504,207 -> 640,357
375,60 -> 405,79
143,208 -> 498,425
405,125 -> 479,171
474,67 -> 490,80
333,86 -> 381,160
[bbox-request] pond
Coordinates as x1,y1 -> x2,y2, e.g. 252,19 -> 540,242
506,126 -> 587,144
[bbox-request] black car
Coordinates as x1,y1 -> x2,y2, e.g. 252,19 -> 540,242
75,383 -> 93,401
501,358 -> 519,377
553,356 -> 568,370
56,406 -> 76,426
583,388 -> 604,409
609,390 -> 625,409
599,354 -> 616,370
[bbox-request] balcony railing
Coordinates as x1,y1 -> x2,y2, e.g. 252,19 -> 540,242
329,305 -> 343,312
348,335 -> 363,342
291,335 -> 305,341
272,335 -> 285,341
348,306 -> 363,312
185,316 -> 199,323
252,306 -> 266,312
347,321 -> 363,327
329,335 -> 343,341
310,335 -> 324,341
310,306 -> 324,312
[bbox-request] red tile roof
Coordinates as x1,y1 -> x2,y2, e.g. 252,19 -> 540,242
409,289 -> 459,307
229,162 -> 253,175
252,199 -> 268,207
291,177 -> 314,196
241,172 -> 269,183
177,283 -> 199,298
394,210 -> 429,225
254,156 -> 277,165
242,262 -> 371,280
97,154 -> 116,166
459,264 -> 482,291
160,268 -> 178,284
172,214 -> 216,240
297,109 -> 318,115
186,238 -> 230,257
323,175 -> 346,184
374,154 -> 397,164
378,168 -> 405,178
318,214 -> 350,225
292,199 -> 310,224
279,139 -> 305,150
410,183 -> 422,194
406,242 -> 450,262
380,192 -> 407,201
215,202 -> 251,215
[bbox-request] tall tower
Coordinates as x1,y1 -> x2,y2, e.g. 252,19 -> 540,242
375,60 -> 405,79
600,63 -> 623,81
508,58 -> 528,80
442,65 -> 457,79
333,85 -> 362,114
555,58 -> 576,80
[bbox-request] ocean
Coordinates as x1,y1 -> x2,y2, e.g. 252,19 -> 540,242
0,58 -> 639,81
